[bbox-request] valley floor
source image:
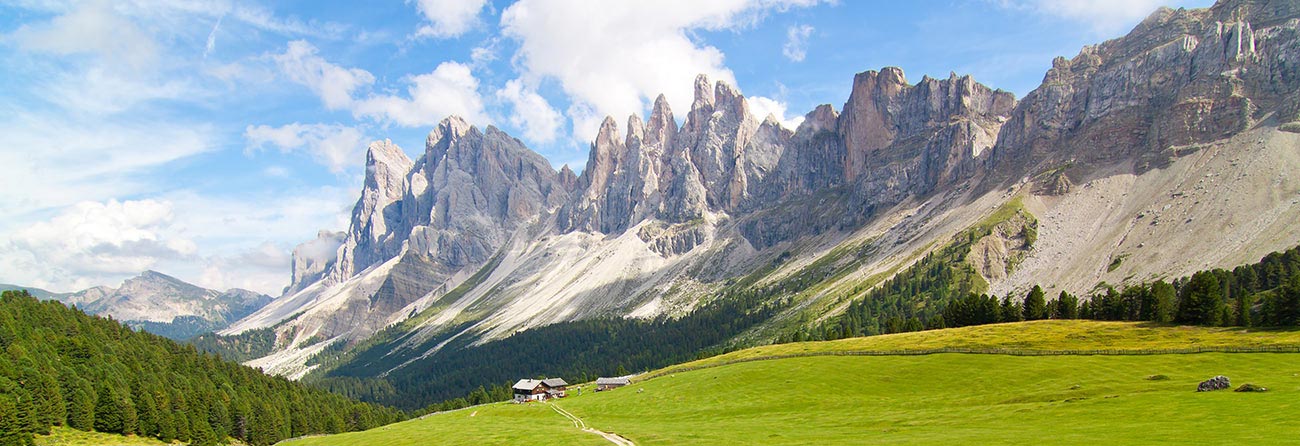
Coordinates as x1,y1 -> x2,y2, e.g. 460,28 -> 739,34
280,321 -> 1300,446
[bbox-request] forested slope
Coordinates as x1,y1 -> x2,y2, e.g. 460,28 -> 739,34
0,291 -> 404,446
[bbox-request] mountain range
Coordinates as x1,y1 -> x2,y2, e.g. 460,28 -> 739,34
3,271 -> 271,340
32,0 -> 1285,392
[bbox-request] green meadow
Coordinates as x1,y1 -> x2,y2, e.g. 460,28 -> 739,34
281,321 -> 1300,445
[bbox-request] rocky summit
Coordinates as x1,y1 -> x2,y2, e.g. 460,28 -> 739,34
220,0 -> 1300,379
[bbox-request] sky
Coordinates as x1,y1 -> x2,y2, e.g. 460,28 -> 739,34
0,0 -> 1215,295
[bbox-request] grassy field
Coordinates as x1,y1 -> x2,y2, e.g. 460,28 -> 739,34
283,321 -> 1300,446
664,320 -> 1300,373
35,426 -> 173,446
280,403 -> 607,446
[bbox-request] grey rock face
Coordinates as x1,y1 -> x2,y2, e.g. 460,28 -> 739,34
332,140 -> 414,280
401,118 -> 569,270
840,69 -> 1015,196
70,270 -> 271,338
989,0 -> 1300,179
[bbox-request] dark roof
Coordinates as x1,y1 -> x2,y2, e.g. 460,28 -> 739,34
596,377 -> 630,385
542,378 -> 568,387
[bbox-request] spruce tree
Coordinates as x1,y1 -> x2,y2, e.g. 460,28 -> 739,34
1179,271 -> 1225,325
93,385 -> 125,434
1054,291 -> 1079,319
1023,285 -> 1048,320
65,383 -> 94,431
1150,281 -> 1177,323
0,395 -> 33,446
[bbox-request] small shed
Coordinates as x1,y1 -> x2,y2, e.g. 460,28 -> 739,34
595,377 -> 630,391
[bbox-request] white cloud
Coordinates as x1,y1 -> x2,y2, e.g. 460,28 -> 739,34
496,79 -> 563,143
0,111 -> 215,218
271,41 -> 487,128
273,40 -> 376,110
414,0 -> 489,38
500,0 -> 824,143
782,24 -> 813,62
746,96 -> 804,130
352,61 -> 488,127
204,14 -> 223,59
197,241 -> 292,294
40,67 -> 195,115
244,123 -> 368,173
8,0 -> 159,69
2,199 -> 196,291
995,0 -> 1178,35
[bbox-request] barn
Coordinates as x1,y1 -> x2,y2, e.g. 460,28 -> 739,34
595,377 -> 630,391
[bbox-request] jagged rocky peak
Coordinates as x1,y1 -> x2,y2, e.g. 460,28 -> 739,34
646,94 -> 677,148
579,116 -> 625,196
839,66 -> 1014,191
796,104 -> 839,136
424,115 -> 473,164
989,0 -> 1300,179
329,139 -> 414,281
558,164 -> 578,191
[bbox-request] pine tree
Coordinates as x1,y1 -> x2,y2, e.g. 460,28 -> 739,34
1023,285 -> 1048,320
1053,291 -> 1079,319
93,385 -> 125,434
65,383 -> 94,431
1179,271 -> 1225,325
1272,274 -> 1300,326
0,395 -> 33,446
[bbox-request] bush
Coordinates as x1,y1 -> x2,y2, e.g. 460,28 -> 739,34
1234,383 -> 1268,392
1145,374 -> 1169,381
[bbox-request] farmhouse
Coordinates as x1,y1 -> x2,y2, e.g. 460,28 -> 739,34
512,378 -> 569,402
542,378 -> 568,398
595,377 -> 630,391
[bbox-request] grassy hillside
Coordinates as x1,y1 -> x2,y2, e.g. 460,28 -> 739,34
283,321 -> 1300,446
660,320 -> 1300,373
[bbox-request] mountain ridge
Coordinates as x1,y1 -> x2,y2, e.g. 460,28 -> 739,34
221,0 -> 1300,382
6,270 -> 273,340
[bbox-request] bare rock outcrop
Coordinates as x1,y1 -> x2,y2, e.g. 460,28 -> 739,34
989,0 -> 1300,179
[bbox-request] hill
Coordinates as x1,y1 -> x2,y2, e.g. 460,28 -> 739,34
0,290 -> 402,446
282,320 -> 1300,446
5,271 -> 273,340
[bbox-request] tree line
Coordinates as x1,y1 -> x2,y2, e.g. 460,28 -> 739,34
0,291 -> 404,446
811,245 -> 1300,341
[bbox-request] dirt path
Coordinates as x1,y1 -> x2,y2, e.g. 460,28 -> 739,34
548,402 -> 634,446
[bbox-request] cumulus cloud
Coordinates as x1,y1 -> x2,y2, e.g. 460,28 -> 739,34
2,199 -> 195,290
782,24 -> 814,62
273,40 -> 376,110
746,96 -> 804,130
271,41 -> 487,127
352,61 -> 489,127
414,0 -> 489,38
496,79 -> 564,143
500,0 -> 824,143
994,0 -> 1179,35
244,123 -> 367,173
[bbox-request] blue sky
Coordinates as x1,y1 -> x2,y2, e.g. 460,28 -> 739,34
0,0 -> 1213,294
